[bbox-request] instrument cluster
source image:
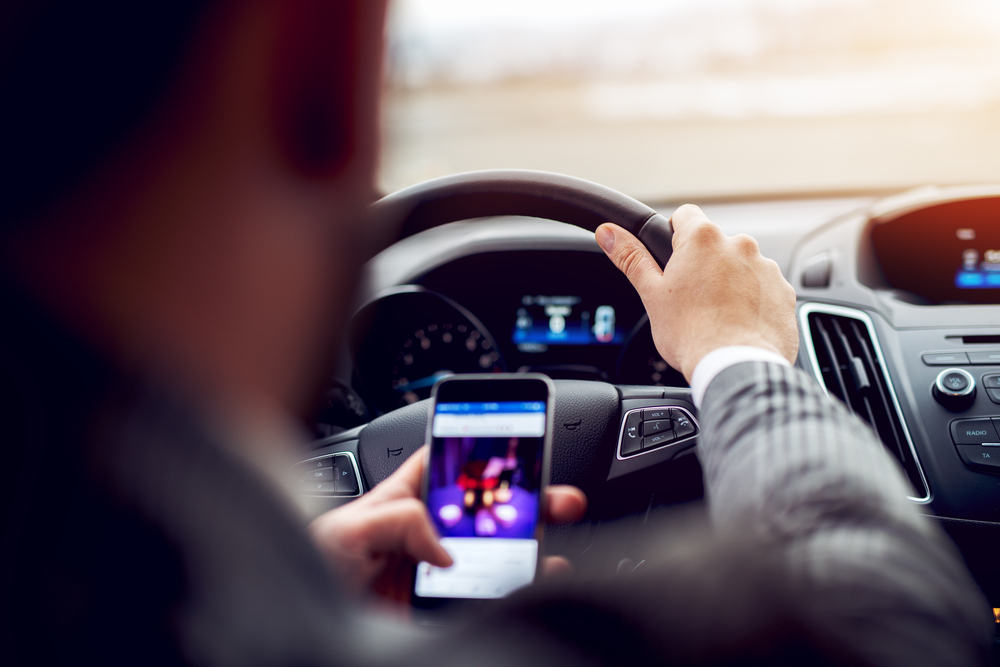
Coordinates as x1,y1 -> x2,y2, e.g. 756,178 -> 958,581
349,250 -> 686,416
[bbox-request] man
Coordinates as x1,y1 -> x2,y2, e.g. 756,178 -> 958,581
0,1 -> 991,665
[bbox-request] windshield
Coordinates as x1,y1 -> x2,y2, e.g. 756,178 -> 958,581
379,0 -> 1000,204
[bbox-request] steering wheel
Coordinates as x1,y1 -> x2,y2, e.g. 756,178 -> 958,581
309,170 -> 703,558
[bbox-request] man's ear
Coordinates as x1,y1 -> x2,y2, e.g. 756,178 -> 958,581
269,0 -> 386,181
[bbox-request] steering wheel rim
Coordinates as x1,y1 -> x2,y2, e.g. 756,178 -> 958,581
371,169 -> 676,268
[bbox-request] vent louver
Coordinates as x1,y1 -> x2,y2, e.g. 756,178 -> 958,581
804,307 -> 929,500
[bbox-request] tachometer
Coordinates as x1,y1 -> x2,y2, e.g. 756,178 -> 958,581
349,288 -> 505,414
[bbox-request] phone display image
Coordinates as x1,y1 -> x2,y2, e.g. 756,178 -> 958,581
415,395 -> 548,601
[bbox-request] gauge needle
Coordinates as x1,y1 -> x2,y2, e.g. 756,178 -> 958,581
396,370 -> 454,392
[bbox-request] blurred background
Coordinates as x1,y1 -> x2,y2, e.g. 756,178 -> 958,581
378,0 -> 1000,204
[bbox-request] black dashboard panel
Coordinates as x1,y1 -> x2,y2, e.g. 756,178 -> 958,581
349,249 -> 685,415
871,197 -> 1000,305
418,250 -> 684,386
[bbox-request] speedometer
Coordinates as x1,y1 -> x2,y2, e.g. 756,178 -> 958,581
349,288 -> 505,413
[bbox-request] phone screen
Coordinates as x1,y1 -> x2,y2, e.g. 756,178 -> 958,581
414,377 -> 550,602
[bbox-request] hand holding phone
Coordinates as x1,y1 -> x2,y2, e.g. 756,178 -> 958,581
413,373 -> 553,610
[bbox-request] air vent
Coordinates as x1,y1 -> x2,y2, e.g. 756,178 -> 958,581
802,305 -> 929,501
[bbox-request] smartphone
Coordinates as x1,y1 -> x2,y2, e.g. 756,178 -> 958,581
412,373 -> 553,611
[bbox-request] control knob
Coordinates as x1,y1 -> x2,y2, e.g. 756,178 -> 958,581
932,368 -> 975,411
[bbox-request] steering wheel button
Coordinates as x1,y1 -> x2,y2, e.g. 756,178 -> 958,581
669,409 -> 697,438
643,408 -> 669,421
674,419 -> 696,439
621,411 -> 643,452
642,419 -> 672,435
334,455 -> 360,495
307,482 -> 337,493
620,433 -> 642,457
950,419 -> 999,444
303,457 -> 334,469
305,467 -> 335,482
643,431 -> 675,450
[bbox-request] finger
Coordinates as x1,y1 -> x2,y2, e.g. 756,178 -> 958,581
544,485 -> 587,524
541,556 -> 572,579
362,445 -> 427,504
595,223 -> 663,295
353,497 -> 453,568
668,204 -> 725,250
668,204 -> 713,236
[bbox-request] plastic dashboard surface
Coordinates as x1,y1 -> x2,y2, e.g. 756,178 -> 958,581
791,185 -> 1000,526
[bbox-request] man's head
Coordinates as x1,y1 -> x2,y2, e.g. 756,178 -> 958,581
0,0 -> 389,417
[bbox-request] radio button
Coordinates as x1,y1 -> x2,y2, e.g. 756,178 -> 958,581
951,419 -> 999,444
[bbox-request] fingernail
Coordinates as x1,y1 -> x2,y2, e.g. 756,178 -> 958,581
596,225 -> 615,253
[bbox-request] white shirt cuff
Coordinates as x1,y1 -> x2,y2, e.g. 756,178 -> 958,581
690,345 -> 791,408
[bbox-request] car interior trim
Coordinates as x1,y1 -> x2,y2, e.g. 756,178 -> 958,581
799,301 -> 931,504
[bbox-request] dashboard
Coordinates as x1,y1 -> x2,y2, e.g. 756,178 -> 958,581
320,185 -> 1000,613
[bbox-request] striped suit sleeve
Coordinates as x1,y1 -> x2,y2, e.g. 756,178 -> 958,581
699,361 -> 993,667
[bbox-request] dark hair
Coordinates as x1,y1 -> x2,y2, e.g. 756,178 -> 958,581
0,1 -> 209,235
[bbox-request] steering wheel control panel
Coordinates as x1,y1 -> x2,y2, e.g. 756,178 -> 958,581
297,452 -> 363,496
950,418 -> 1000,474
617,406 -> 698,460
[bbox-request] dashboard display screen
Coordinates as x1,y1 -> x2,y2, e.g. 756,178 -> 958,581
871,197 -> 1000,305
512,295 -> 622,351
955,242 -> 1000,290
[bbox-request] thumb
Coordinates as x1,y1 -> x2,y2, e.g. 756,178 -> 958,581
356,498 -> 454,568
595,223 -> 663,295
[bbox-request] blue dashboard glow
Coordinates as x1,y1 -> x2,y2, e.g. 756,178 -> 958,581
512,324 -> 623,346
955,270 -> 1000,288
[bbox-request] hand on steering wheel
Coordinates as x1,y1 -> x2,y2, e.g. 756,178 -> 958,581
309,447 -> 587,605
596,205 -> 798,381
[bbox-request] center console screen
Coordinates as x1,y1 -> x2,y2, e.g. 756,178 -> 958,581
870,197 -> 1000,305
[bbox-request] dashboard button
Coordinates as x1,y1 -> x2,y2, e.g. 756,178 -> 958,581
987,389 -> 1000,405
334,455 -> 360,495
642,419 -> 672,435
643,408 -> 669,421
621,412 -> 643,456
643,431 -> 675,450
983,375 -> 1000,388
922,352 -> 970,366
951,419 -> 999,444
304,467 -> 335,482
670,409 -> 697,438
956,445 -> 1000,471
968,351 -> 1000,365
305,482 -> 337,493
